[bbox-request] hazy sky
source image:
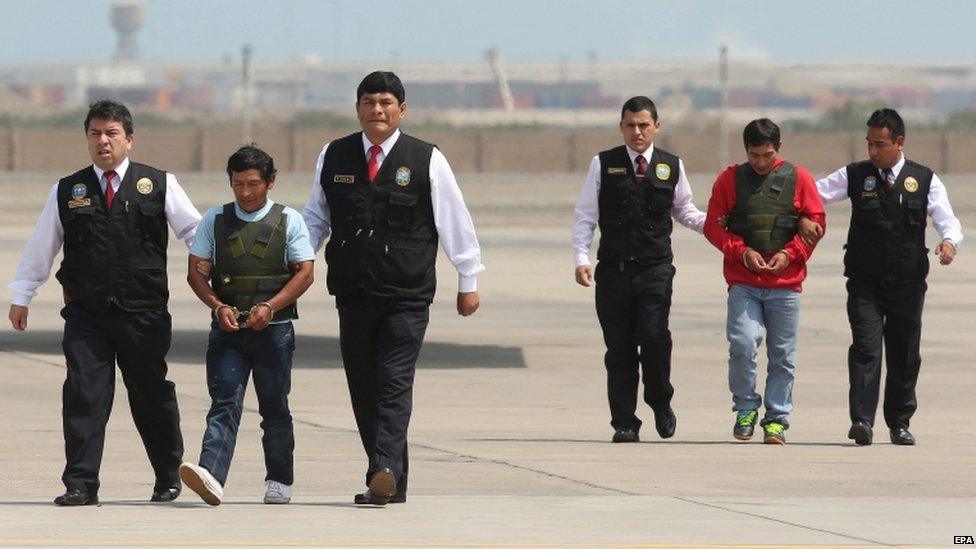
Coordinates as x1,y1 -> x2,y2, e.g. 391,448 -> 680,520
4,0 -> 976,64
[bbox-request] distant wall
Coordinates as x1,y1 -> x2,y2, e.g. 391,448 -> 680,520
4,128 -> 975,174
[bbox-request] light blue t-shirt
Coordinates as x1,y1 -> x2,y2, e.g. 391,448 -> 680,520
190,199 -> 316,265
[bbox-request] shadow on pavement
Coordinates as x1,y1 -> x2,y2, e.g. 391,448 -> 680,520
0,330 -> 526,370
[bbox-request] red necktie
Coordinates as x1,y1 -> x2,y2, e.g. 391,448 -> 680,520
635,155 -> 648,182
367,145 -> 382,182
104,170 -> 117,209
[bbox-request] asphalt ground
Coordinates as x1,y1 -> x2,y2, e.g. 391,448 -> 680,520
0,170 -> 974,548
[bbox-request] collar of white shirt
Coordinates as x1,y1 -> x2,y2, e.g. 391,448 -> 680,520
361,129 -> 401,161
93,157 -> 130,190
879,153 -> 906,179
625,145 -> 654,169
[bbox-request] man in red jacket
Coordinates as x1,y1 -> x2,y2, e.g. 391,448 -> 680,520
703,119 -> 825,444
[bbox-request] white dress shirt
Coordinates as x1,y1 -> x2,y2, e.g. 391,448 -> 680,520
8,157 -> 202,307
572,145 -> 706,267
816,154 -> 963,247
302,129 -> 485,293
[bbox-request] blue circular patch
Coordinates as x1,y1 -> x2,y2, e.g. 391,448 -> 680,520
863,176 -> 877,191
71,183 -> 88,199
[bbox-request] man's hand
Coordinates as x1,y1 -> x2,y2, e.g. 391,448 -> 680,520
798,217 -> 824,247
196,260 -> 213,279
743,248 -> 767,273
8,305 -> 28,331
765,251 -> 791,274
457,291 -> 480,316
215,305 -> 240,332
246,303 -> 273,331
575,265 -> 594,287
936,240 -> 957,266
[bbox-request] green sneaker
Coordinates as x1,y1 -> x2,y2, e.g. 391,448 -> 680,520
763,421 -> 787,445
733,410 -> 758,440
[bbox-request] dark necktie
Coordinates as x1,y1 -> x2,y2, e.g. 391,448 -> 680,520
635,155 -> 648,182
367,145 -> 382,182
883,168 -> 895,189
104,170 -> 117,209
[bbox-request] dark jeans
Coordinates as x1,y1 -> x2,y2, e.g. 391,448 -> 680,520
594,261 -> 675,432
60,302 -> 183,495
336,293 -> 429,494
846,278 -> 926,429
198,322 -> 295,487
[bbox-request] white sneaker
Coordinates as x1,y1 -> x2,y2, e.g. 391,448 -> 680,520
264,480 -> 292,504
179,462 -> 223,506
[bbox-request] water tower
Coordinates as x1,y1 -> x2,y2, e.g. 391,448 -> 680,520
110,0 -> 145,60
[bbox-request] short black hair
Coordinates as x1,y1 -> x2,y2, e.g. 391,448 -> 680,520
866,108 -> 905,140
85,99 -> 133,136
226,144 -> 277,183
621,96 -> 658,121
743,118 -> 781,150
357,71 -> 405,103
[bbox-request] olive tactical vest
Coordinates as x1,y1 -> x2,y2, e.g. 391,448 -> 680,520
212,202 -> 297,320
727,162 -> 799,253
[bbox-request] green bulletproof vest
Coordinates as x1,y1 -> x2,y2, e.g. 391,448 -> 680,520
212,202 -> 297,321
727,162 -> 799,253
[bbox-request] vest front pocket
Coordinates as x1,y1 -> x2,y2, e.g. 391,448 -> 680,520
852,200 -> 882,228
386,192 -> 417,231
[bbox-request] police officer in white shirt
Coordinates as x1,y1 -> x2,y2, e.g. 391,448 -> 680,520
302,71 -> 484,505
572,96 -> 706,443
799,108 -> 963,446
7,99 -> 201,506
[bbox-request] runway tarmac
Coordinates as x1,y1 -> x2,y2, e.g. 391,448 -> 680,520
0,170 -> 973,547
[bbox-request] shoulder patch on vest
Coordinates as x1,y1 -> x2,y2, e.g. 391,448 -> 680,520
655,163 -> 671,180
334,175 -> 355,184
904,177 -> 919,193
395,166 -> 411,187
607,167 -> 627,175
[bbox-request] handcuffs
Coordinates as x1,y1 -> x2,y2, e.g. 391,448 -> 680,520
214,302 -> 274,328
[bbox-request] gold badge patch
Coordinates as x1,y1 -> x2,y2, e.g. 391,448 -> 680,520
607,167 -> 628,175
68,198 -> 92,209
136,177 -> 153,194
655,163 -> 671,180
334,175 -> 355,184
903,176 -> 919,193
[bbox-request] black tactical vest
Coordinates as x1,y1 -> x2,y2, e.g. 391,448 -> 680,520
213,202 -> 297,321
319,132 -> 438,301
727,162 -> 799,253
596,146 -> 679,265
844,159 -> 932,283
55,162 -> 169,313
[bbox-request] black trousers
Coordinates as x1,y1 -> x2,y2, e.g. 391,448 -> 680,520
846,278 -> 926,429
594,261 -> 675,431
336,293 -> 429,494
60,302 -> 183,494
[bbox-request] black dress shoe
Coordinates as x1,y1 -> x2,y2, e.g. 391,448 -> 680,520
890,427 -> 916,446
612,428 -> 639,443
354,490 -> 407,504
54,488 -> 98,506
365,468 -> 396,505
848,421 -> 873,445
150,485 -> 181,502
654,408 -> 677,439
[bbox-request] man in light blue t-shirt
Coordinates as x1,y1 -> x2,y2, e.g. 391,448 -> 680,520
180,145 -> 314,506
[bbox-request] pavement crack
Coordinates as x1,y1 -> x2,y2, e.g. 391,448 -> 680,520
671,495 -> 894,546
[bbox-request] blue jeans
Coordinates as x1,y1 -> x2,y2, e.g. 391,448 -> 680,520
726,285 -> 801,427
198,322 -> 295,486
